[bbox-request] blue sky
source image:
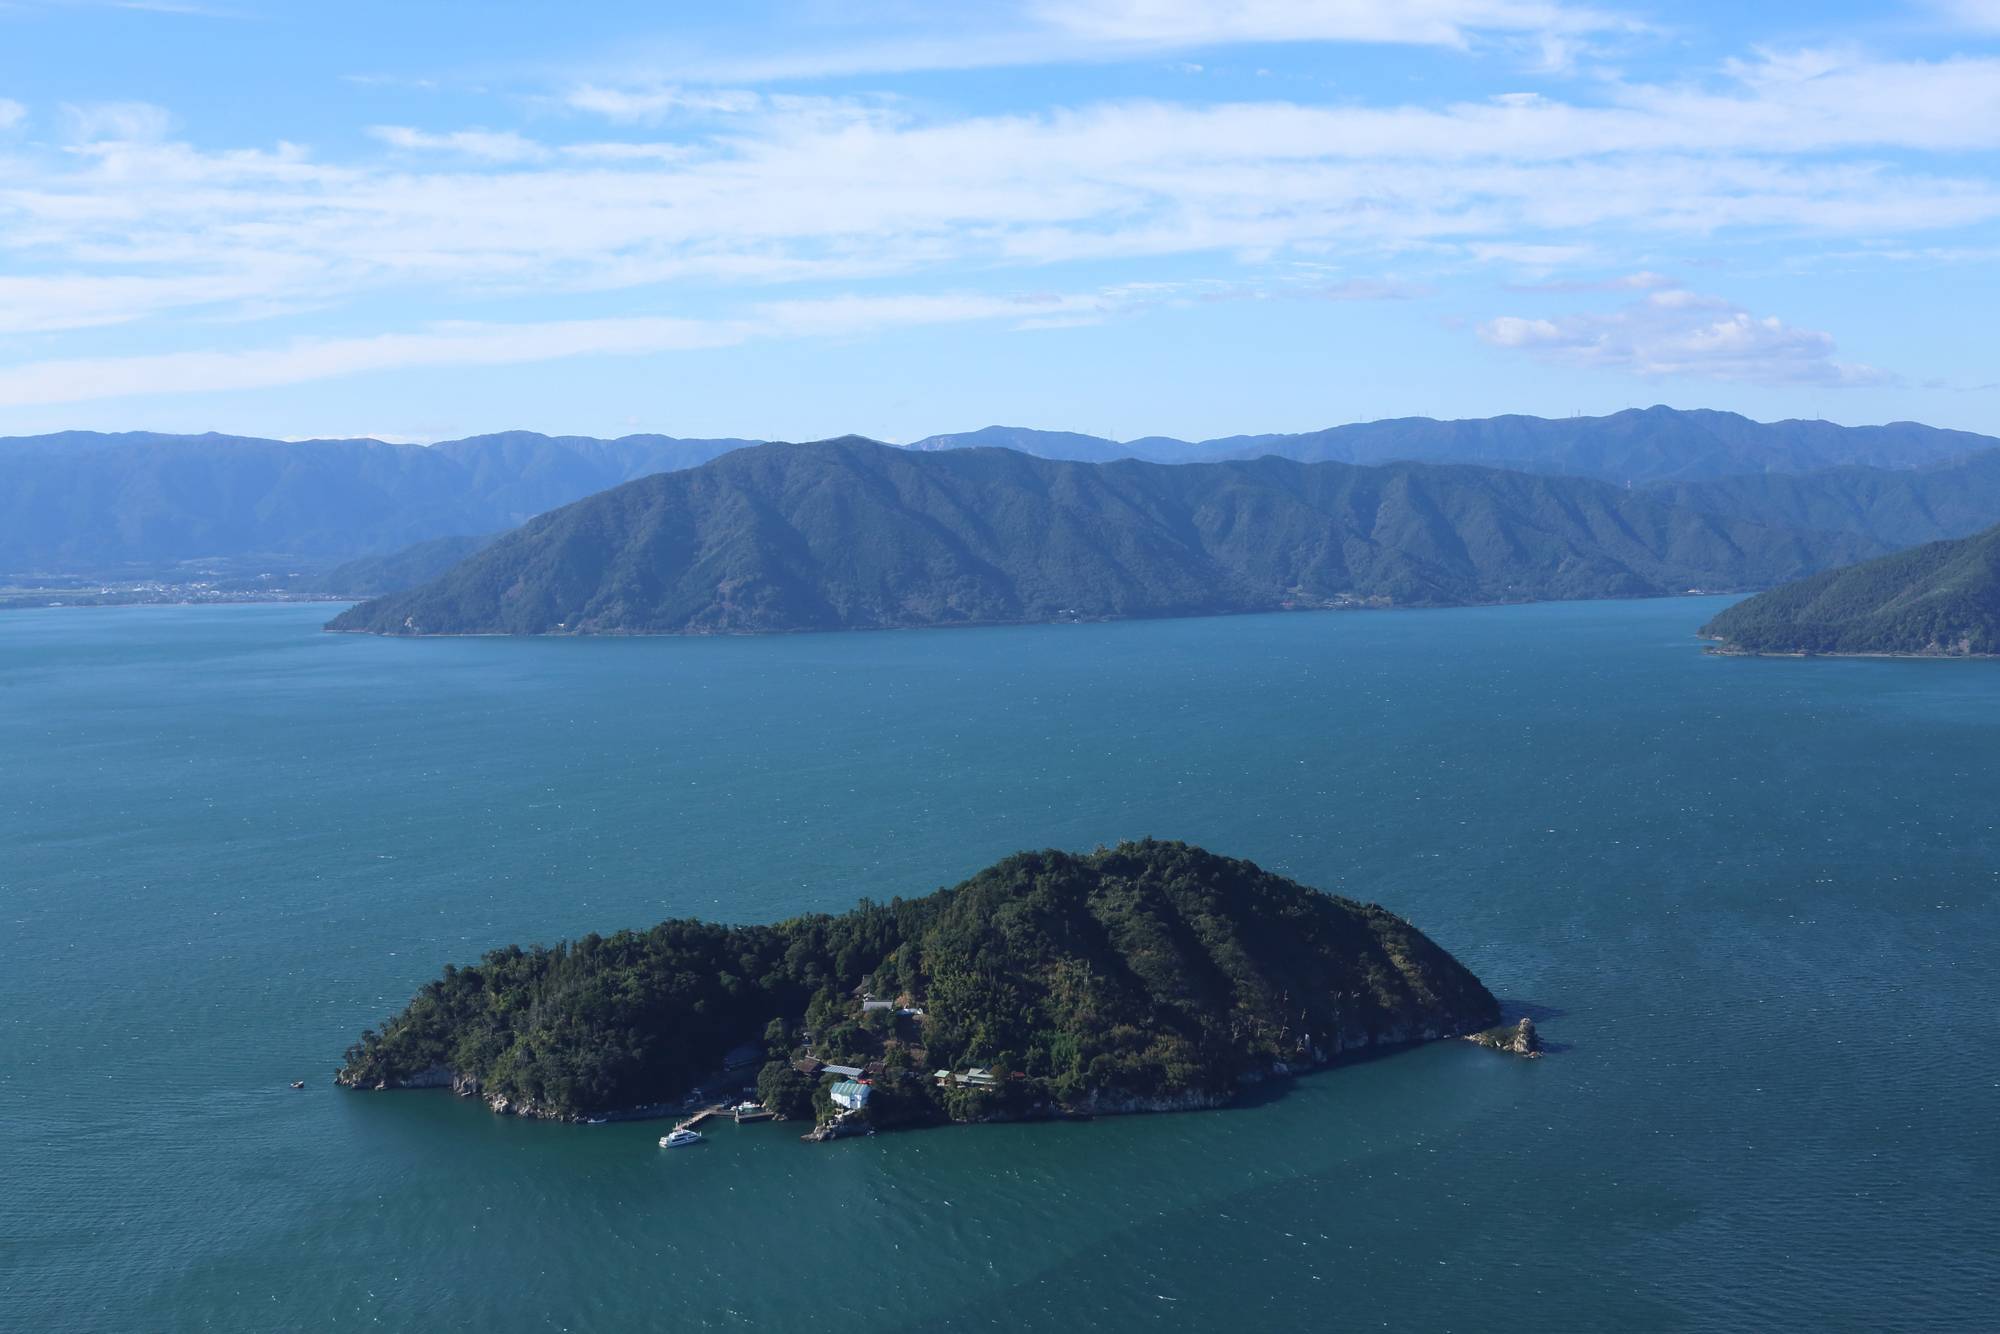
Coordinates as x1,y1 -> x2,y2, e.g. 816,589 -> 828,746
1,0 -> 1998,443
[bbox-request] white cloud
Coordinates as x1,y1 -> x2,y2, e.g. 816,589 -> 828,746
1478,289 -> 1890,386
5,61 -> 1998,322
367,126 -> 549,163
0,99 -> 25,131
2,48 -> 1996,400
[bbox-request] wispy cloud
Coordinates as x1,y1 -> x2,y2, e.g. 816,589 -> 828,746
1478,288 -> 1891,387
0,287 -> 1164,407
58,100 -> 171,142
23,0 -> 246,15
1035,0 -> 1625,48
1313,277 -> 1433,300
3,43 -> 1994,405
367,126 -> 550,163
556,141 -> 698,163
0,99 -> 25,131
1505,269 -> 1675,292
104,0 -> 241,14
628,0 -> 1636,84
341,73 -> 441,92
1927,0 -> 2000,32
0,263 -> 327,334
563,84 -> 762,123
1466,242 -> 1597,269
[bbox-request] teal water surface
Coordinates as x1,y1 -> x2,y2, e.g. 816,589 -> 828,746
2,599 -> 1996,1332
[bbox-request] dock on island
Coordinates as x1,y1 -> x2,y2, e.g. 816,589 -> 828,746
672,1101 -> 774,1133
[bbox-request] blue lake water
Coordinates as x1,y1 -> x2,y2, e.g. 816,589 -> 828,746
2,598 -> 1996,1331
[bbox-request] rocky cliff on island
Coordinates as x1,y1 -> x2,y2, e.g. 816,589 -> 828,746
337,840 -> 1504,1134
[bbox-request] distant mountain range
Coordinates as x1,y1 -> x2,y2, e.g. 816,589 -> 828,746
0,429 -> 755,575
6,407 -> 1998,581
1701,523 -> 2000,656
908,407 -> 1997,479
325,438 -> 1882,636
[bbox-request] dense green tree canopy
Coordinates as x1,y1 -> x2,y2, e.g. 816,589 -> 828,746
1701,522 -> 2000,656
338,841 -> 1498,1119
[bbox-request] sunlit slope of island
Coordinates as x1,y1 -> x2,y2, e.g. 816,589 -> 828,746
1702,522 -> 2000,656
308,534 -> 496,597
337,841 -> 1500,1126
326,438 -> 1880,635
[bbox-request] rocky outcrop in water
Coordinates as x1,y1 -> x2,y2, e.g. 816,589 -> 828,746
1467,1017 -> 1543,1058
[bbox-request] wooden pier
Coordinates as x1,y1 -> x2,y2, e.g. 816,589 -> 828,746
675,1107 -> 722,1131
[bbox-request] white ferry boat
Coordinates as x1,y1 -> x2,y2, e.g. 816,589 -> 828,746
659,1128 -> 702,1148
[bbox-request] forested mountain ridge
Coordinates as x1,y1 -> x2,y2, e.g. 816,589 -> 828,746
326,438 -> 1882,636
336,840 -> 1500,1122
1701,523 -> 2000,656
7,408 -> 1994,579
1648,450 -> 2000,551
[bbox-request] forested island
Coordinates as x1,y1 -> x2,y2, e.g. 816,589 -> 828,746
337,841 -> 1504,1135
1701,521 -> 2000,656
325,437 -> 1876,637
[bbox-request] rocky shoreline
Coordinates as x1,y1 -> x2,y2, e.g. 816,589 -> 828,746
332,1066 -> 686,1123
1705,644 -> 1997,659
339,1012 -> 1540,1139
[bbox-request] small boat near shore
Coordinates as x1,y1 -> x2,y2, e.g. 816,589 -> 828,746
659,1129 -> 702,1148
290,1081 -> 305,1090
